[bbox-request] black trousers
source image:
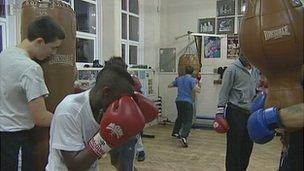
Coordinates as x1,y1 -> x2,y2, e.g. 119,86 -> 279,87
109,137 -> 138,171
0,130 -> 34,171
288,129 -> 303,171
172,101 -> 193,138
279,129 -> 303,171
225,103 -> 253,171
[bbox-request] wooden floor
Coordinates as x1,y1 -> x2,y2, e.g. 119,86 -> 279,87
99,124 -> 282,171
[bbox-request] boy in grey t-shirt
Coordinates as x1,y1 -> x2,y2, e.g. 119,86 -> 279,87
0,16 -> 65,170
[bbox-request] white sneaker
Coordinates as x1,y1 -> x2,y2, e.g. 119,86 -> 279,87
179,137 -> 188,148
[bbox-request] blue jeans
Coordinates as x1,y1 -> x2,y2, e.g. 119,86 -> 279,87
136,134 -> 144,152
172,101 -> 193,138
109,137 -> 138,171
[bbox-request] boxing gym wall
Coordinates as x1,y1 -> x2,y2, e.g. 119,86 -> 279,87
158,0 -> 241,124
20,0 -> 76,170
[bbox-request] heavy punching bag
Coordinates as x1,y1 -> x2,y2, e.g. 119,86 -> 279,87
178,54 -> 200,77
21,0 -> 76,170
239,0 -> 303,108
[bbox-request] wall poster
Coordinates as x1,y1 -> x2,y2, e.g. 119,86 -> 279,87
227,34 -> 240,59
198,18 -> 215,34
204,36 -> 221,58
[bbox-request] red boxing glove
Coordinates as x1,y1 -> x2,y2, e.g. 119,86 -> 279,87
213,107 -> 229,133
87,96 -> 145,158
133,91 -> 158,123
196,73 -> 202,83
131,74 -> 142,92
259,79 -> 268,89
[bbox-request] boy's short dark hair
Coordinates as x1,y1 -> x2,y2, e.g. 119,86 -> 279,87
104,56 -> 128,70
93,65 -> 134,94
185,65 -> 194,74
27,16 -> 65,43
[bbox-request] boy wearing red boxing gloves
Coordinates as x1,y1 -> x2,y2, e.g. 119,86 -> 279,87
214,56 -> 260,171
46,63 -> 158,171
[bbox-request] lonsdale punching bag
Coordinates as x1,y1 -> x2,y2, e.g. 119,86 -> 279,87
21,0 -> 76,170
239,0 -> 303,108
178,54 -> 200,77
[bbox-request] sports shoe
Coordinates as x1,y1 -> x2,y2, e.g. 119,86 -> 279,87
171,133 -> 180,138
179,137 -> 188,148
137,151 -> 145,162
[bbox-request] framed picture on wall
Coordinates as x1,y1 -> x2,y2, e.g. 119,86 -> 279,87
227,34 -> 240,59
198,18 -> 215,34
204,36 -> 221,58
238,0 -> 246,14
159,48 -> 176,72
217,17 -> 235,34
217,0 -> 235,17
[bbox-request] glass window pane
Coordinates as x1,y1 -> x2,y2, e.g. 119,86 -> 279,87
76,38 -> 94,63
62,0 -> 70,3
0,0 -> 5,18
238,0 -> 246,14
122,13 -> 127,39
129,45 -> 137,64
122,44 -> 126,61
75,0 -> 96,34
0,25 -> 3,52
121,0 -> 127,11
129,0 -> 138,14
129,16 -> 139,41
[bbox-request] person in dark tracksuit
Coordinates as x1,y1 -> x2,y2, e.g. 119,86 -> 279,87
168,65 -> 200,147
217,56 -> 260,171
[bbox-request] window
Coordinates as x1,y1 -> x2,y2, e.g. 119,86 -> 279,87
75,1 -> 96,34
0,0 -> 5,18
76,38 -> 94,63
0,25 -> 3,52
0,0 -> 6,52
129,45 -> 137,64
121,0 -> 141,65
69,0 -> 99,63
62,0 -> 71,4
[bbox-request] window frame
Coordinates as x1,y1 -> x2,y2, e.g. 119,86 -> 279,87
121,0 -> 143,65
0,0 -> 7,51
76,31 -> 96,63
0,20 -> 7,52
69,0 -> 101,66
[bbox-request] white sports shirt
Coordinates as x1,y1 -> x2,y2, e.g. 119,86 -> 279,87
0,47 -> 49,132
46,90 -> 100,171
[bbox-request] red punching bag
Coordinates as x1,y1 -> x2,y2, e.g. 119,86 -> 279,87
239,0 -> 303,108
21,0 -> 76,170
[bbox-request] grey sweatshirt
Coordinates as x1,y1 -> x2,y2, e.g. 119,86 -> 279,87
217,58 -> 260,111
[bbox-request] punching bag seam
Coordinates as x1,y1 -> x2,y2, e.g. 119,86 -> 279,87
283,0 -> 303,54
258,0 -> 269,72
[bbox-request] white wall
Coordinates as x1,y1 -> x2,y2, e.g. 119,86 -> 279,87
102,0 -> 121,61
142,0 -> 160,70
157,0 -> 236,123
101,0 -> 160,68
